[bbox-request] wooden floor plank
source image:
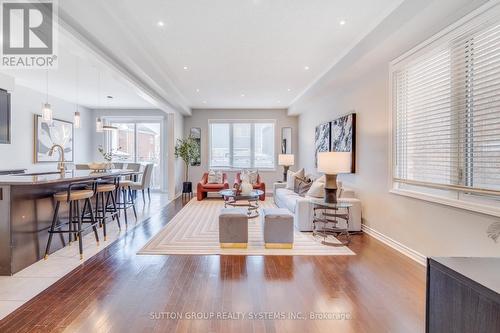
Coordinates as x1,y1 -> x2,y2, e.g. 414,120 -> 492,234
0,196 -> 425,333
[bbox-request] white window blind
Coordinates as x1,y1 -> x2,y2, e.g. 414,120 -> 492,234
393,18 -> 500,195
209,120 -> 275,169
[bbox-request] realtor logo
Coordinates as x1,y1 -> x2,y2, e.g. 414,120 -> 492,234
1,0 -> 58,68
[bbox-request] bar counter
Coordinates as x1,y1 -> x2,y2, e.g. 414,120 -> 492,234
0,169 -> 134,275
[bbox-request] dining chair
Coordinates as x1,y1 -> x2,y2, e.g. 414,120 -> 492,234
130,163 -> 154,203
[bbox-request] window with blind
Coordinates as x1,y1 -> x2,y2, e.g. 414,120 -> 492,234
392,6 -> 500,207
209,120 -> 275,169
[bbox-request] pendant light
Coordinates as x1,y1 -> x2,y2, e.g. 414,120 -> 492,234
95,69 -> 103,132
96,117 -> 103,132
42,70 -> 53,124
74,58 -> 81,128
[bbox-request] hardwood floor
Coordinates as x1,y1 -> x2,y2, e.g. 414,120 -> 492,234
0,196 -> 425,333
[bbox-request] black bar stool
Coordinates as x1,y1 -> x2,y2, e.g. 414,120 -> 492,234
115,179 -> 137,226
93,177 -> 121,240
45,181 -> 99,260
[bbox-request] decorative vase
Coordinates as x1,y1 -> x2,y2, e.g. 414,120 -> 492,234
240,175 -> 253,195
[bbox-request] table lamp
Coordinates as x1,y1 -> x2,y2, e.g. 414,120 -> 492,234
317,152 -> 351,203
278,154 -> 295,182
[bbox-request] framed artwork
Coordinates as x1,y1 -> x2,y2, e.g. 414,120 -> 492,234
330,113 -> 356,173
34,114 -> 74,163
314,121 -> 331,167
190,127 -> 201,166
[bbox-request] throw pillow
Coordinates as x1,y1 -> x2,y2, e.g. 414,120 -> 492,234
294,176 -> 312,196
306,179 -> 324,198
216,170 -> 223,183
207,170 -> 217,183
207,170 -> 222,184
286,168 -> 304,190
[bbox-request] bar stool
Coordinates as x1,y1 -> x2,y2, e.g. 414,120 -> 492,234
115,179 -> 137,226
45,181 -> 99,260
84,177 -> 121,241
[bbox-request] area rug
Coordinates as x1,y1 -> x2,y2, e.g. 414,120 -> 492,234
138,198 -> 355,256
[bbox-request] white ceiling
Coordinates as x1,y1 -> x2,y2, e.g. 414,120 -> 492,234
0,29 -> 155,109
58,0 -> 404,113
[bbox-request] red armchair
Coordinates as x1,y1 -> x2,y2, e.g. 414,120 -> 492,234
197,172 -> 229,201
234,172 -> 266,201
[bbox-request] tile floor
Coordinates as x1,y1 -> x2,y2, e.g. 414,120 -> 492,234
0,192 -> 172,320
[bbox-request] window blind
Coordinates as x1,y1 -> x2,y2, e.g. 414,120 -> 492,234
393,20 -> 500,194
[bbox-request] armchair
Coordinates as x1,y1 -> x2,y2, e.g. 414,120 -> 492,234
234,172 -> 266,200
197,172 -> 229,201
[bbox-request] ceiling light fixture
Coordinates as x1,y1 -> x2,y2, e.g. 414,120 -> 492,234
240,93 -> 245,97
287,88 -> 291,92
196,89 -> 200,93
157,21 -> 165,27
183,66 -> 189,70
304,66 -> 310,71
339,19 -> 346,26
202,101 -> 207,104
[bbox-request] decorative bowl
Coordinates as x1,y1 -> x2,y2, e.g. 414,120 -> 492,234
88,162 -> 111,171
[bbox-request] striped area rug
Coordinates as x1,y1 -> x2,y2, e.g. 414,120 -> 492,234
138,198 -> 355,256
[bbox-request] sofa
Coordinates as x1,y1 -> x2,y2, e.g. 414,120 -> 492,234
197,172 -> 229,200
273,182 -> 361,232
234,172 -> 266,201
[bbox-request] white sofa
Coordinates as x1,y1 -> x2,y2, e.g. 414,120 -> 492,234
273,182 -> 361,232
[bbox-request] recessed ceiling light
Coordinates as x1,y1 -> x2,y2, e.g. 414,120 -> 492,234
202,101 -> 207,104
157,21 -> 165,27
304,66 -> 310,71
339,20 -> 346,26
183,66 -> 189,70
196,88 -> 200,93
277,100 -> 281,103
287,88 -> 291,92
240,93 -> 245,97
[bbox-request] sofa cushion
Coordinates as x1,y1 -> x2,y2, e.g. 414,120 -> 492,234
294,176 -> 312,196
203,183 -> 225,189
306,180 -> 324,198
276,188 -> 301,213
286,168 -> 304,190
241,169 -> 258,184
208,170 -> 223,183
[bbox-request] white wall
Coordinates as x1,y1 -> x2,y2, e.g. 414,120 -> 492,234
184,109 -> 298,190
292,0 -> 499,257
91,108 -> 184,198
0,83 -> 93,172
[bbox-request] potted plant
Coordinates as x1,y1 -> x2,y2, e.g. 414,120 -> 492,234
175,136 -> 200,194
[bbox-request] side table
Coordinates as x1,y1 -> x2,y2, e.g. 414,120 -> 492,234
309,198 -> 352,246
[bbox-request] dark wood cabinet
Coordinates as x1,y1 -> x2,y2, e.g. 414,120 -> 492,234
426,257 -> 500,333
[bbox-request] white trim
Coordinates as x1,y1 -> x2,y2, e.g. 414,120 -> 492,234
361,224 -> 427,266
390,188 -> 500,218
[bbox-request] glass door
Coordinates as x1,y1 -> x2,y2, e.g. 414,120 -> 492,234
136,123 -> 161,189
107,120 -> 162,190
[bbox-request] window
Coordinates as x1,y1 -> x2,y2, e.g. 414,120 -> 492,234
209,120 -> 275,169
392,5 -> 500,213
107,120 -> 162,190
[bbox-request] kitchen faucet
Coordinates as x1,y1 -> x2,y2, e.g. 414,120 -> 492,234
48,144 -> 66,173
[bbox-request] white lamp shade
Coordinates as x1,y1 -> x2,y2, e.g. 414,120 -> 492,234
317,151 -> 351,174
278,154 -> 295,166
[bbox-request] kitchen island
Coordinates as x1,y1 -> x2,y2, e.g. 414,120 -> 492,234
0,169 -> 135,275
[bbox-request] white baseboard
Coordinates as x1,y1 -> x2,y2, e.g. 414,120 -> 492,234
361,224 -> 427,266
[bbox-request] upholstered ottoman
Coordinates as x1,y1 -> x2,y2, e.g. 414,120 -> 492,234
262,208 -> 294,249
219,208 -> 248,248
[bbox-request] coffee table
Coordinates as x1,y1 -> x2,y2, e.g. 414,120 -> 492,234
219,189 -> 265,218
